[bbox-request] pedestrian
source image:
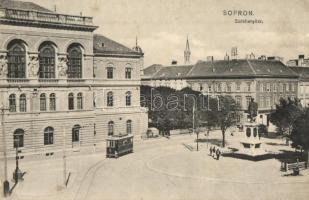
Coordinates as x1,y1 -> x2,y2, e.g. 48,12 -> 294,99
209,146 -> 212,156
216,149 -> 221,160
212,146 -> 216,158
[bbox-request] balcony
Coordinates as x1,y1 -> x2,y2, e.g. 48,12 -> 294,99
6,78 -> 30,83
38,78 -> 59,83
0,8 -> 97,30
67,78 -> 86,83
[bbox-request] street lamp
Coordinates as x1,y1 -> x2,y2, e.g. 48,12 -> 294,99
1,106 -> 10,197
13,138 -> 23,183
185,94 -> 198,151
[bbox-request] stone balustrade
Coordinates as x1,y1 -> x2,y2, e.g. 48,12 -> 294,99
0,8 -> 94,26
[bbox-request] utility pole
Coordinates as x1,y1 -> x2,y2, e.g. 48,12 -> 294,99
193,101 -> 198,151
63,126 -> 67,187
1,107 -> 10,196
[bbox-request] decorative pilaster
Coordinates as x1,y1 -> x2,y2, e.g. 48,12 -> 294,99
28,52 -> 39,78
58,54 -> 68,78
0,52 -> 8,78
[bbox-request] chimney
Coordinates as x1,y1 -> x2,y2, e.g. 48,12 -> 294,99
207,56 -> 214,62
224,53 -> 229,60
298,55 -> 304,66
258,55 -> 267,60
171,60 -> 177,65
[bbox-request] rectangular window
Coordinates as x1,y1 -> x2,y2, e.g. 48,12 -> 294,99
227,84 -> 231,92
125,68 -> 132,79
236,114 -> 241,123
236,96 -> 242,108
260,83 -> 263,92
236,82 -> 241,91
283,84 -> 286,92
107,67 -> 113,79
266,83 -> 270,92
266,97 -> 270,107
218,83 -> 221,92
273,83 -> 277,92
247,83 -> 251,92
246,96 -> 251,108
263,83 -> 267,93
280,83 -> 283,92
291,83 -> 295,92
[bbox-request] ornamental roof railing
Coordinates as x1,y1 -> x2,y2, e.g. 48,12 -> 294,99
0,8 -> 95,27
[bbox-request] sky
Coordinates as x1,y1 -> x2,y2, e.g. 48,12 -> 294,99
19,0 -> 309,66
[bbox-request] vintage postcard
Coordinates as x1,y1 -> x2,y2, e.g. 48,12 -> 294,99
0,0 -> 309,199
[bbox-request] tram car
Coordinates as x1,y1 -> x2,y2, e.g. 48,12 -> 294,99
106,134 -> 134,158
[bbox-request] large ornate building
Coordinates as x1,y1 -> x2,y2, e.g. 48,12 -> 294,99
0,0 -> 148,158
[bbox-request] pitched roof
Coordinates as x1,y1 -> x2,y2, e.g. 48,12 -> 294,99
289,67 -> 309,80
153,65 -> 194,79
0,0 -> 53,13
188,60 -> 254,78
143,64 -> 163,76
93,34 -> 143,57
143,59 -> 298,80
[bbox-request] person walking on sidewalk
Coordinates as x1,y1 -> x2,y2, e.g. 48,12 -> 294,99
216,149 -> 221,160
212,146 -> 216,158
209,146 -> 213,156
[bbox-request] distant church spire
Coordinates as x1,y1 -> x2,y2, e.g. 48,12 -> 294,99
184,35 -> 191,64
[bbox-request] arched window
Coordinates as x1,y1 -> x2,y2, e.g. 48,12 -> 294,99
107,92 -> 113,107
108,121 -> 114,136
49,93 -> 56,111
68,93 -> 74,110
253,128 -> 257,137
67,45 -> 82,78
13,129 -> 24,148
9,94 -> 16,112
7,41 -> 26,78
19,94 -> 27,112
246,128 -> 251,137
126,120 -> 132,135
39,43 -> 55,78
40,93 -> 47,111
126,91 -> 131,106
72,124 -> 80,142
77,92 -> 83,110
44,127 -> 54,145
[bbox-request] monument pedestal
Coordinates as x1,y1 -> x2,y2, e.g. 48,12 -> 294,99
235,122 -> 269,160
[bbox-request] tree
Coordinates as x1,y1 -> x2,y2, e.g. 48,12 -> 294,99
289,108 -> 309,161
207,95 -> 240,147
269,98 -> 303,145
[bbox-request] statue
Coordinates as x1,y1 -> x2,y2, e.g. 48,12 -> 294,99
0,55 -> 8,77
58,56 -> 67,77
247,98 -> 258,123
28,56 -> 39,77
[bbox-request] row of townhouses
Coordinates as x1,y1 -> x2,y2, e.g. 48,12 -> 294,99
142,41 -> 309,128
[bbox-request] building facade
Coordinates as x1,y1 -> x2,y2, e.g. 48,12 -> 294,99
142,59 -> 298,128
0,0 -> 148,158
289,67 -> 309,107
